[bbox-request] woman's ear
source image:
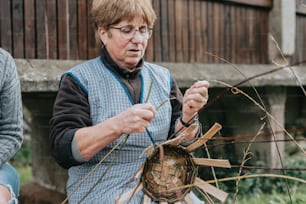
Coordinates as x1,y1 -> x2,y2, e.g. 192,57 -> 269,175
98,27 -> 108,46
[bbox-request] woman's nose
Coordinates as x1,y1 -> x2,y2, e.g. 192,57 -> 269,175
131,30 -> 145,42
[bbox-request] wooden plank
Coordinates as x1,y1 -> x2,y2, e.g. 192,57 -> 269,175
145,31 -> 154,62
303,16 -> 306,61
213,2 -> 220,63
256,8 -> 263,63
168,0 -> 176,62
24,0 -> 36,58
0,0 -> 13,53
254,9 -> 261,63
12,0 -> 24,58
77,0 -> 88,59
194,0 -> 202,62
207,1 -> 213,63
182,0 -> 189,62
193,158 -> 231,168
188,0 -> 195,63
163,124 -> 197,146
87,0 -> 99,59
230,5 -> 236,63
224,0 -> 273,8
260,10 -> 269,64
296,19 -> 303,63
248,8 -> 255,64
241,6 -> 247,64
175,0 -> 183,62
244,7 -> 252,64
186,123 -> 222,152
194,177 -> 228,203
224,4 -> 231,62
160,0 -> 169,61
201,1 -> 208,62
46,0 -> 58,59
35,0 -> 47,58
144,0 -> 154,62
218,3 -> 225,62
57,0 -> 68,59
304,16 -> 306,61
152,0 -> 161,62
69,0 -> 78,59
235,6 -> 242,64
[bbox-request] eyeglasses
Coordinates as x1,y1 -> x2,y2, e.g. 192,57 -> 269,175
109,25 -> 153,40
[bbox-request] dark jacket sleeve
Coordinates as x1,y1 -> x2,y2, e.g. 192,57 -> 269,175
49,75 -> 91,169
168,78 -> 183,138
168,79 -> 202,140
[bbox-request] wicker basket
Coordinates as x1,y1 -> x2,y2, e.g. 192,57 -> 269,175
142,145 -> 198,203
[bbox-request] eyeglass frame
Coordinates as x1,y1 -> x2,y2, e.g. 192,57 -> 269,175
109,24 -> 153,40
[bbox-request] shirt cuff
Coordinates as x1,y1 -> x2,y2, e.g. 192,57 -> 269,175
71,135 -> 86,163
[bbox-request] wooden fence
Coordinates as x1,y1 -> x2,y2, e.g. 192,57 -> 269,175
293,1 -> 306,64
0,0 -> 273,64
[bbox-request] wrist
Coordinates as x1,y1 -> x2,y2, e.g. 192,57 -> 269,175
179,114 -> 198,128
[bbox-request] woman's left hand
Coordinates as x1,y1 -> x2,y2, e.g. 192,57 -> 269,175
182,80 -> 209,121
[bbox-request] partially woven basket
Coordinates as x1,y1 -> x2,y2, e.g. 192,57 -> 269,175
141,145 -> 197,203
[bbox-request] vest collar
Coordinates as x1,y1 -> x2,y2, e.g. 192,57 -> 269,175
101,47 -> 143,79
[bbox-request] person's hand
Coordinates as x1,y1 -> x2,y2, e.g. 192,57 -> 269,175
117,103 -> 156,135
182,80 -> 209,122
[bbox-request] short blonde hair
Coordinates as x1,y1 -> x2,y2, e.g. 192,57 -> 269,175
91,0 -> 157,47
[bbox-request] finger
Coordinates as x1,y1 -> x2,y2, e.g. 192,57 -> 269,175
190,80 -> 209,89
184,92 -> 207,104
138,120 -> 151,133
133,104 -> 156,121
184,100 -> 202,111
186,86 -> 208,97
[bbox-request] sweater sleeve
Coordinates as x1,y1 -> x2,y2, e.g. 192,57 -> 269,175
49,75 -> 91,169
0,48 -> 23,166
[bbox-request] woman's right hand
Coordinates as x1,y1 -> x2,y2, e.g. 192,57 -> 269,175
115,103 -> 156,135
74,103 -> 156,160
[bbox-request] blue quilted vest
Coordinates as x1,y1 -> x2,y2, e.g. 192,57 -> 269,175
64,57 -> 173,203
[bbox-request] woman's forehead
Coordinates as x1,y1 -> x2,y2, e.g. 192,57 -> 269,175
118,16 -> 147,25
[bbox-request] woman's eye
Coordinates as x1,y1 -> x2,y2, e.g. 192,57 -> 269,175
139,27 -> 147,34
121,26 -> 133,33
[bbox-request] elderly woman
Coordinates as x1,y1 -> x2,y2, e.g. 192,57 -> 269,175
49,0 -> 209,203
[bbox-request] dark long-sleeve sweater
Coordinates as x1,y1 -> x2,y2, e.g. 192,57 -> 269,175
49,48 -> 184,169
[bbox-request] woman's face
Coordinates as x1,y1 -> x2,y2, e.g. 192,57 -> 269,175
99,16 -> 150,70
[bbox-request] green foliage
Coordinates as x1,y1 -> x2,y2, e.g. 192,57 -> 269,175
10,138 -> 31,166
16,165 -> 32,185
10,138 -> 32,185
224,186 -> 306,204
285,117 -> 306,138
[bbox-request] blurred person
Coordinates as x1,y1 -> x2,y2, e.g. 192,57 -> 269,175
0,48 -> 23,203
49,0 -> 209,203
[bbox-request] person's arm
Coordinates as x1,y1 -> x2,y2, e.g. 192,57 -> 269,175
169,79 -> 208,141
49,75 -> 91,169
49,75 -> 156,169
0,49 -> 23,166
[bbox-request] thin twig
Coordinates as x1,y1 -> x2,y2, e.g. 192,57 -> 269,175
234,123 -> 265,203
